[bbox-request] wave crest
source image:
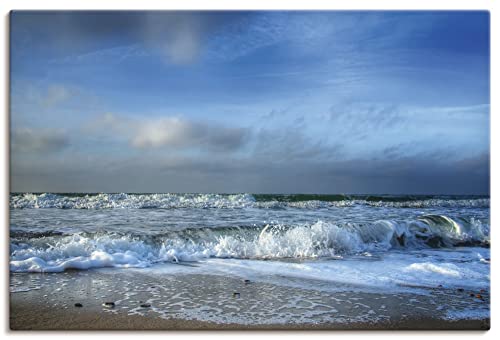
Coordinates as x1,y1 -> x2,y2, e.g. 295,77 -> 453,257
10,216 -> 489,272
9,193 -> 490,209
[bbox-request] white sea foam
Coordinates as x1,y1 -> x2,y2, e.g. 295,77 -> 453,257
9,193 -> 258,209
9,193 -> 490,209
136,247 -> 490,293
236,247 -> 489,290
9,251 -> 145,273
405,263 -> 462,277
10,216 -> 489,273
366,199 -> 489,208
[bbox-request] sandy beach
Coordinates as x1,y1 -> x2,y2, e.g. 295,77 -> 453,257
9,269 -> 490,330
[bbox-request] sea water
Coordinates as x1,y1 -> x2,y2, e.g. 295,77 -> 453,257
9,193 -> 490,320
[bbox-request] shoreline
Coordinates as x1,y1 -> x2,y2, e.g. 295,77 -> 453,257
9,269 -> 490,331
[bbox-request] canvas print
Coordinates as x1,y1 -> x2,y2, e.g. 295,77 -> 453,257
9,11 -> 490,330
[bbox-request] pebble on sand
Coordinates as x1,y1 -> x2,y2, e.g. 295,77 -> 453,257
140,303 -> 151,308
233,292 -> 240,298
74,303 -> 83,308
102,302 -> 115,308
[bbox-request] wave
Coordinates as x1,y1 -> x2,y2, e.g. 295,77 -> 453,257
10,216 -> 489,272
9,193 -> 490,209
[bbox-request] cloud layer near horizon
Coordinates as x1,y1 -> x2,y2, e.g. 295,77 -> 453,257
10,103 -> 490,194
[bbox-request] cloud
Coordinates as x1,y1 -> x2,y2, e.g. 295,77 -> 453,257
12,83 -> 73,110
140,13 -> 204,64
11,128 -> 69,153
9,12 -> 407,66
88,113 -> 250,152
204,12 -> 368,62
51,44 -> 149,65
12,11 -> 240,65
10,146 -> 489,195
422,104 -> 490,117
41,85 -> 71,108
322,102 -> 489,156
252,125 -> 342,164
10,82 -> 101,122
328,102 -> 407,136
138,12 -> 244,64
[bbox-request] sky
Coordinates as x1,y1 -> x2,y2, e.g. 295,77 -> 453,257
10,11 -> 490,194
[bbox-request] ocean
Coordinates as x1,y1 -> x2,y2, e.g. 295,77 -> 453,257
9,193 -> 490,325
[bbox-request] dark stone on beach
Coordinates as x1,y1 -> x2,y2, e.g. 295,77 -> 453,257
457,288 -> 464,292
233,292 -> 240,298
74,303 -> 83,307
102,302 -> 115,308
244,279 -> 251,284
140,303 -> 151,308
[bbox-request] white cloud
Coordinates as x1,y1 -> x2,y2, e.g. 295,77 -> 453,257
131,117 -> 198,148
89,113 -> 249,151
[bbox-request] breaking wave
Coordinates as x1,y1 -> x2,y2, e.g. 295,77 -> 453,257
10,216 -> 489,273
9,193 -> 490,209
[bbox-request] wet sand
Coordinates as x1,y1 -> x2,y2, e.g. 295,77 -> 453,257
10,301 -> 490,330
9,269 -> 490,330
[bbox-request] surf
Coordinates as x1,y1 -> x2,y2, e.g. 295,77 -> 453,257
10,216 -> 489,273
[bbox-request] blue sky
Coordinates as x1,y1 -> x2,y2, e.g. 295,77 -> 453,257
10,11 -> 490,194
